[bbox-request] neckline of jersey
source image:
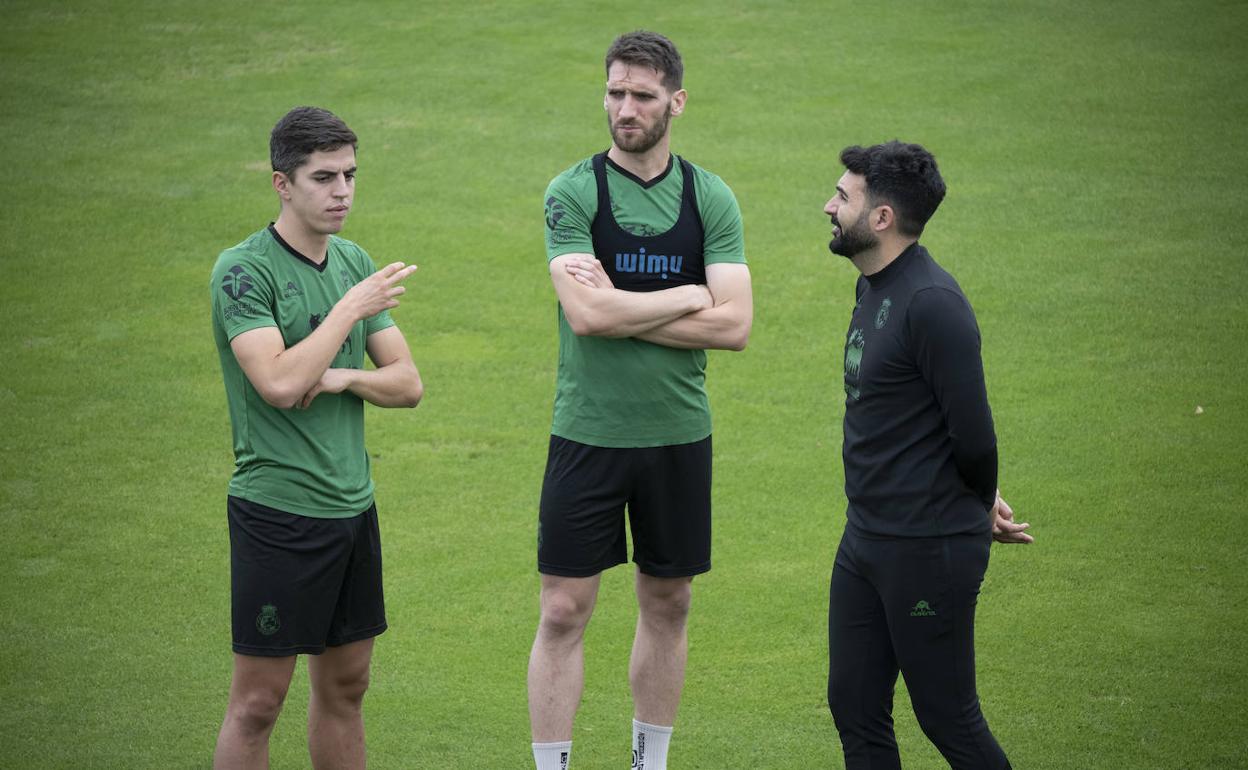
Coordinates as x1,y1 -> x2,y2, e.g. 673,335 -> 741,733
865,242 -> 921,289
604,153 -> 676,189
267,223 -> 330,273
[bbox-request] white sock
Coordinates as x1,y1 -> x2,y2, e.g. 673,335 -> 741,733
632,719 -> 673,770
533,740 -> 572,770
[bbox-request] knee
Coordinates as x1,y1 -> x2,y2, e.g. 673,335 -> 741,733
229,687 -> 286,736
637,579 -> 692,629
912,694 -> 982,739
336,669 -> 371,708
310,668 -> 369,718
826,671 -> 850,725
539,590 -> 594,638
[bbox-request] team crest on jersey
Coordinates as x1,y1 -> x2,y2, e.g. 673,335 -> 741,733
339,269 -> 353,290
282,281 -> 303,299
310,310 -> 353,356
256,604 -> 280,636
874,297 -> 892,329
221,265 -> 255,300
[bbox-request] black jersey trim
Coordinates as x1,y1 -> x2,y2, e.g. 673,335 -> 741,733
604,152 -> 674,189
267,223 -> 329,273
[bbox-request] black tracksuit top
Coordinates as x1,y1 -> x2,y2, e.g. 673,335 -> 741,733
841,242 -> 997,538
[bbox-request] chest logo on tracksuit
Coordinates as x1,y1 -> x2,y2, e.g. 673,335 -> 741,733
616,247 -> 684,280
874,297 -> 892,329
844,327 -> 865,401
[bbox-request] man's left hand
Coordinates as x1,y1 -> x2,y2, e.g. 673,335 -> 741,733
991,491 -> 1034,544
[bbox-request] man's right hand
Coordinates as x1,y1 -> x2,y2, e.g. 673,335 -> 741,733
342,262 -> 419,320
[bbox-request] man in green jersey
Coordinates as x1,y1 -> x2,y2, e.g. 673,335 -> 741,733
528,31 -> 753,770
209,106 -> 421,769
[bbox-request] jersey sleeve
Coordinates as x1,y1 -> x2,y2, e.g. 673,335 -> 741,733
693,169 -> 746,266
544,165 -> 596,261
355,245 -> 396,336
211,251 -> 277,342
908,286 -> 998,508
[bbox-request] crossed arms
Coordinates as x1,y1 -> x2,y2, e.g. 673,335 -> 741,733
230,262 -> 423,410
550,253 -> 752,351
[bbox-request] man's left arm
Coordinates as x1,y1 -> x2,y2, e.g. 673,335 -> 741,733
562,260 -> 751,350
298,326 -> 423,409
640,167 -> 750,350
911,287 -> 1034,544
635,262 -> 752,350
563,167 -> 751,350
910,287 -> 998,508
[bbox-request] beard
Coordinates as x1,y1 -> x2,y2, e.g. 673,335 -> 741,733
828,208 -> 877,259
609,103 -> 672,154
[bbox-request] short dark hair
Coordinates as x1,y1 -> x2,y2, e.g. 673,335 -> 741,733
605,30 -> 684,92
269,106 -> 357,178
839,141 -> 946,237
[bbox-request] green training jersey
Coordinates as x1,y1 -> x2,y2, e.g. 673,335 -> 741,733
210,225 -> 394,518
543,154 -> 746,447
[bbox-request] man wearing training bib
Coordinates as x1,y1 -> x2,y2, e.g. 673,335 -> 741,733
527,30 -> 752,770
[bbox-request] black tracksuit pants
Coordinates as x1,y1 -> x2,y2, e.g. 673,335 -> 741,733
827,526 -> 1010,769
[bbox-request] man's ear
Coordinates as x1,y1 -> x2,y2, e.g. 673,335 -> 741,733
273,171 -> 292,200
872,204 -> 895,233
670,88 -> 688,117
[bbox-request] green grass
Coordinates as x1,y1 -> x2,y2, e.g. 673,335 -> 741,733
1,0 -> 1246,767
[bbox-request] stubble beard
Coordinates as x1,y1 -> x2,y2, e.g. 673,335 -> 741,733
829,208 -> 877,259
609,103 -> 672,155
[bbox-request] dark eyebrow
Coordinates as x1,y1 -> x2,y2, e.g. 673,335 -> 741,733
607,84 -> 658,98
836,184 -> 848,198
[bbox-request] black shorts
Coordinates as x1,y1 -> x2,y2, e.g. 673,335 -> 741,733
227,496 -> 387,657
538,435 -> 712,578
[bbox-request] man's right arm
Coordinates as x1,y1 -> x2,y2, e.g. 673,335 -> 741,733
231,262 -> 417,409
549,253 -> 712,338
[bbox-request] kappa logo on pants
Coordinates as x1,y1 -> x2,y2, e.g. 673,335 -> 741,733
910,600 -> 937,617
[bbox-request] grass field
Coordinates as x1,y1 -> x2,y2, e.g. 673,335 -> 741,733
2,0 -> 1246,767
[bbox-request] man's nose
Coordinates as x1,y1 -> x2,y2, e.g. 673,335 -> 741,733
824,198 -> 837,215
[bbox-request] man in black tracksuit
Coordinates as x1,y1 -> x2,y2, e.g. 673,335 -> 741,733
823,140 -> 1033,770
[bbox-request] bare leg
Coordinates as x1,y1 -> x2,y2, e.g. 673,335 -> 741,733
306,638 -> 374,770
629,572 -> 693,725
527,574 -> 601,742
214,653 -> 298,770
